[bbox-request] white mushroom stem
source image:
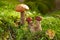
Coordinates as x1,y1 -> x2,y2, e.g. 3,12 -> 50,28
35,20 -> 42,31
20,12 -> 25,25
28,21 -> 35,33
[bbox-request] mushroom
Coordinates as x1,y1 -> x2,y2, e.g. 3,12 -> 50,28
15,4 -> 29,25
26,17 -> 32,23
35,16 -> 42,31
26,17 -> 35,33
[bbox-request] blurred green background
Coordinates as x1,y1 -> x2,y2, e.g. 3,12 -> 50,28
0,0 -> 60,40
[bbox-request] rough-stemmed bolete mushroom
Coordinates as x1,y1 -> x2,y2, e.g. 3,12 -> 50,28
26,17 -> 35,32
26,17 -> 32,23
35,16 -> 42,31
15,4 -> 29,25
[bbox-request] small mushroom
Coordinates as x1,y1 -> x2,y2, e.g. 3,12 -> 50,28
26,17 -> 35,32
35,16 -> 42,31
15,4 -> 29,25
26,17 -> 32,24
26,17 -> 33,28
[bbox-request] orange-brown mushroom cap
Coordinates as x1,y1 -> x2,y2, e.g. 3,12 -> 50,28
15,4 -> 29,12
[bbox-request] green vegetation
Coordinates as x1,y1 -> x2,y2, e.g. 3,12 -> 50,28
0,0 -> 60,40
24,0 -> 55,14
